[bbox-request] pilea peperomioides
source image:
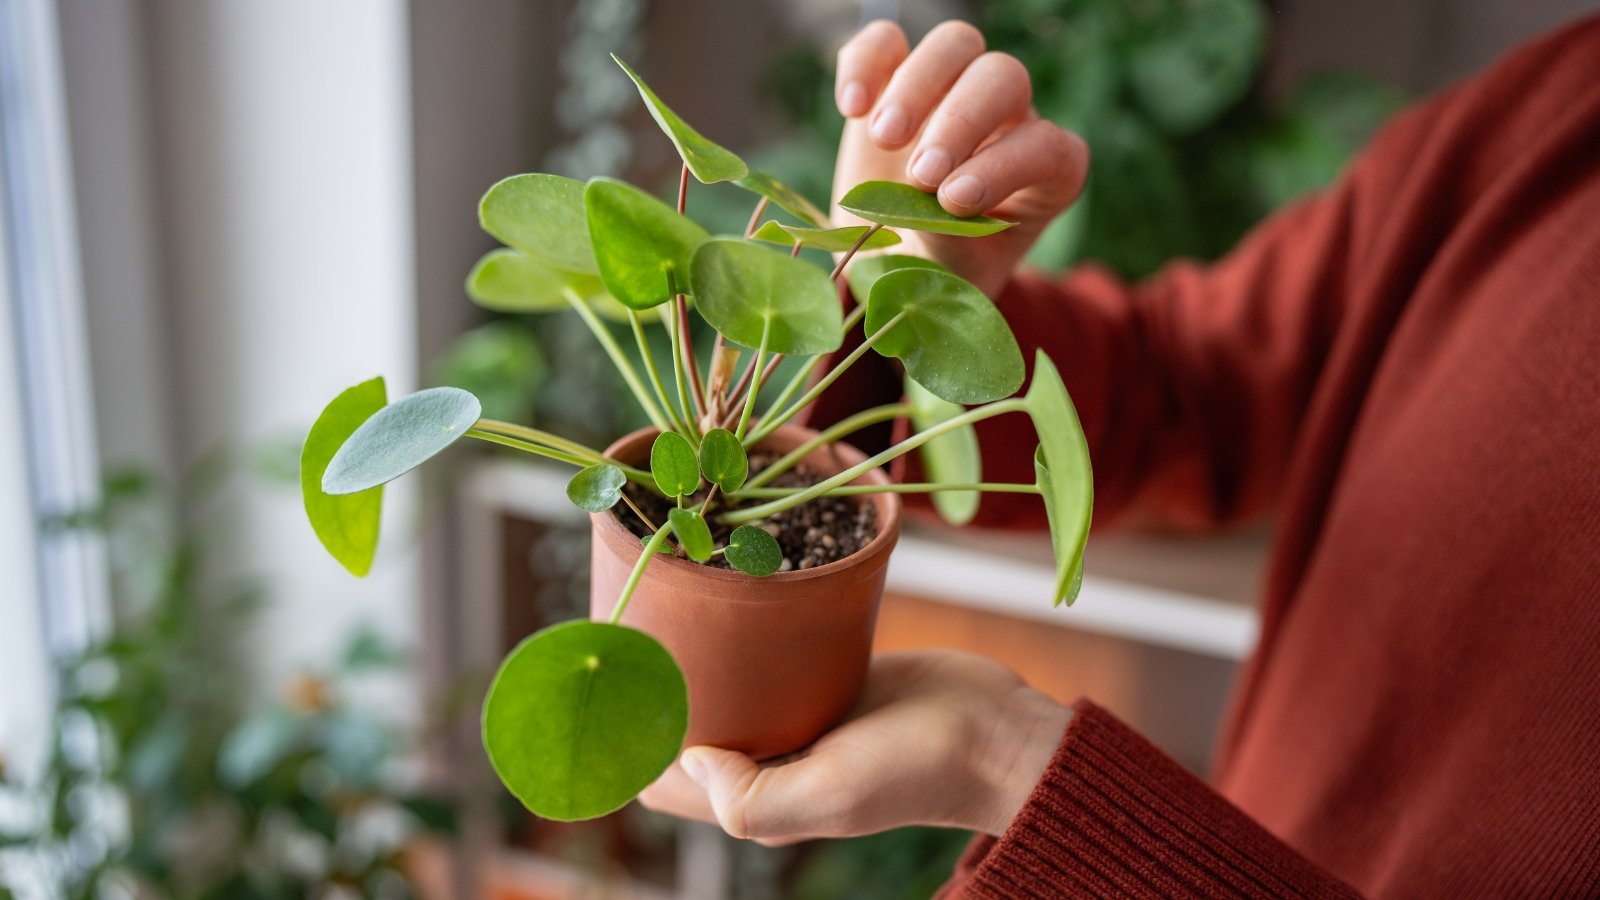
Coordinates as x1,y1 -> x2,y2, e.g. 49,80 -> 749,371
302,54 -> 1092,822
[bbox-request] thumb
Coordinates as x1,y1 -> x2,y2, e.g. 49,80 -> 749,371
679,746 -> 787,840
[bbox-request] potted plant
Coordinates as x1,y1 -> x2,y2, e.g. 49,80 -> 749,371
301,55 -> 1092,823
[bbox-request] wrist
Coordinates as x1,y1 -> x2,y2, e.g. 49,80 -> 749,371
969,686 -> 1072,836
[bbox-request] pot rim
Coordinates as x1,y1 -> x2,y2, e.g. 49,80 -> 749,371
592,423 -> 903,585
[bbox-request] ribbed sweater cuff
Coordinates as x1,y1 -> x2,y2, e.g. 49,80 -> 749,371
941,699 -> 1358,899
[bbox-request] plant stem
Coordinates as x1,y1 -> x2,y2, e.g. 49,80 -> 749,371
735,320 -> 772,441
829,223 -> 881,281
663,303 -> 700,444
620,491 -> 658,531
719,398 -> 1028,525
677,163 -> 689,215
678,295 -> 706,418
734,482 -> 1040,499
698,483 -> 720,516
717,351 -> 784,432
748,305 -> 869,443
471,419 -> 604,464
629,309 -> 687,433
610,521 -> 675,625
745,309 -> 908,447
465,430 -> 654,489
704,332 -> 727,414
564,290 -> 673,433
744,196 -> 769,238
742,403 -> 910,489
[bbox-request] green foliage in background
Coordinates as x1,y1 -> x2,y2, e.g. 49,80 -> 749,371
0,465 -> 453,899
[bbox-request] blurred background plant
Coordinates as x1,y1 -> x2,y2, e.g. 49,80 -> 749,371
0,456 -> 455,900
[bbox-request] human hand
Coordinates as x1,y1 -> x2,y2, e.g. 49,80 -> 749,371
831,20 -> 1090,298
637,650 -> 1071,844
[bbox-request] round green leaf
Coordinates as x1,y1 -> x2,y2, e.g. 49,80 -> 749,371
668,508 -> 714,562
585,177 -> 710,310
689,238 -> 842,355
479,174 -> 598,274
1026,352 -> 1093,606
650,431 -> 700,497
735,171 -> 828,226
725,525 -> 781,577
866,268 -> 1025,404
322,387 -> 481,495
612,55 -> 747,184
302,377 -> 387,576
844,254 -> 950,303
906,377 -> 981,527
567,463 -> 627,513
838,181 -> 1017,236
466,248 -> 605,313
751,221 -> 902,253
697,427 -> 747,492
482,620 -> 688,821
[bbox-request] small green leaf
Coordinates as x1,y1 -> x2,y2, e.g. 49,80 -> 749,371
567,463 -> 628,513
303,377 -> 387,576
838,181 -> 1016,236
650,431 -> 700,497
482,620 -> 688,821
866,268 -> 1025,404
690,238 -> 842,355
480,174 -> 598,274
322,387 -> 481,495
751,221 -> 903,253
1026,352 -> 1093,606
585,177 -> 710,310
697,428 -> 748,492
907,377 -> 982,526
668,508 -> 714,562
612,55 -> 748,184
844,254 -> 949,303
725,525 -> 781,576
466,248 -> 604,313
735,171 -> 828,225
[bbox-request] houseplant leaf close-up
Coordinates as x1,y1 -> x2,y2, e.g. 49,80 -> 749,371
483,620 -> 688,821
690,238 -> 842,355
866,268 -> 1026,404
322,387 -> 481,495
1025,351 -> 1094,606
479,173 -> 598,275
839,181 -> 1017,237
302,376 -> 387,576
906,377 -> 983,527
612,54 -> 748,184
585,177 -> 711,309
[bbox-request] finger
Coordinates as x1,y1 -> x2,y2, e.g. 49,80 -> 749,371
835,20 -> 909,118
682,746 -> 845,841
937,119 -> 1089,219
907,52 -> 1032,190
869,20 -> 986,149
636,760 -> 717,824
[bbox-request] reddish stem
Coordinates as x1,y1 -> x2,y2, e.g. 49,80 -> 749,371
718,351 -> 784,432
677,294 -> 706,420
829,223 -> 881,281
677,164 -> 689,215
744,196 -> 770,239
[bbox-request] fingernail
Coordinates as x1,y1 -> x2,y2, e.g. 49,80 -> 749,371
839,81 -> 868,117
943,174 -> 985,210
680,750 -> 709,787
910,147 -> 952,188
871,105 -> 908,143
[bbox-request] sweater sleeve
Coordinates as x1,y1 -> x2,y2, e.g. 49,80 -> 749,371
935,700 -> 1358,899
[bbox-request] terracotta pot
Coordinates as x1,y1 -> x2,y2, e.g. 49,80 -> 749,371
589,424 -> 902,759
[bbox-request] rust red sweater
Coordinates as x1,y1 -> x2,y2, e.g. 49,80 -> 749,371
813,15 -> 1600,898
